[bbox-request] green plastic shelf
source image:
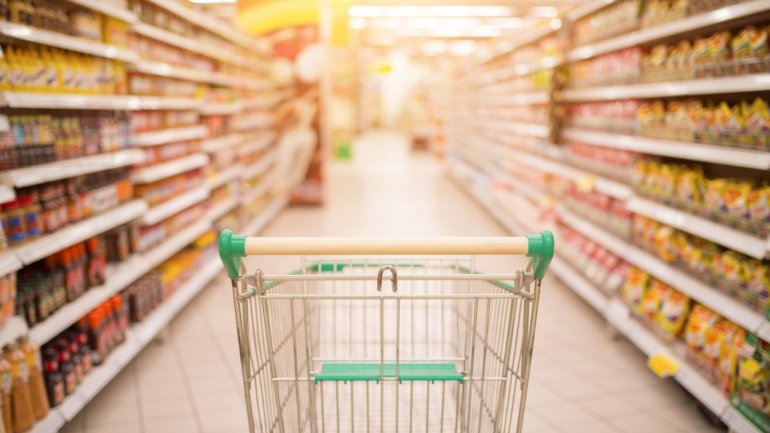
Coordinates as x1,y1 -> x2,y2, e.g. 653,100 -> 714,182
315,362 -> 463,383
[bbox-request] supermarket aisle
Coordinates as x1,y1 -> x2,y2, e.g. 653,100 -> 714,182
63,131 -> 724,433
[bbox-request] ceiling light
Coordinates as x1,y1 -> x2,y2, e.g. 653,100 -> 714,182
550,18 -> 562,29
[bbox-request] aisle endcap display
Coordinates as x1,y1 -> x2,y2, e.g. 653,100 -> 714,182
568,0 -> 770,62
563,128 -> 770,170
133,125 -> 209,147
0,21 -> 138,62
563,74 -> 770,101
12,200 -> 147,265
0,149 -> 146,188
140,185 -> 210,226
627,197 -> 769,260
132,153 -> 209,184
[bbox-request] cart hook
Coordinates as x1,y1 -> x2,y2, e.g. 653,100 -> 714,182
377,266 -> 398,293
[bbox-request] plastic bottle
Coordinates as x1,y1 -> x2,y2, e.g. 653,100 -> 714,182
3,343 -> 35,433
16,337 -> 48,420
41,349 -> 62,408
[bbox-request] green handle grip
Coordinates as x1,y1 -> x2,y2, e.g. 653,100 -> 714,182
526,230 -> 554,280
219,229 -> 247,279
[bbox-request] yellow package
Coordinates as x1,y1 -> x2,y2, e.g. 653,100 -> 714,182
719,328 -> 747,394
684,305 -> 720,357
748,185 -> 770,226
621,267 -> 650,308
656,290 -> 690,341
724,180 -> 753,222
676,166 -> 703,205
747,262 -> 770,311
636,279 -> 671,322
653,224 -> 678,262
704,320 -> 740,369
718,250 -> 747,294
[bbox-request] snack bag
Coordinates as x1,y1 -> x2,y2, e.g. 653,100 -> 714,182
684,305 -> 720,360
744,98 -> 770,150
656,290 -> 690,342
719,328 -> 747,394
676,166 -> 703,207
635,279 -> 670,323
621,267 -> 649,307
653,224 -> 678,262
748,185 -> 770,230
734,335 -> 770,418
747,262 -> 770,313
723,180 -> 753,223
704,320 -> 740,380
705,178 -> 730,216
716,250 -> 747,296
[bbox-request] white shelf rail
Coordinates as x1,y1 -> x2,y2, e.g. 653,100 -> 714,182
0,21 -> 137,62
627,197 -> 769,260
132,154 -> 209,184
133,125 -> 209,147
569,0 -> 770,61
564,74 -> 770,101
141,185 -> 210,226
0,149 -> 145,188
12,200 -> 148,265
563,128 -> 770,171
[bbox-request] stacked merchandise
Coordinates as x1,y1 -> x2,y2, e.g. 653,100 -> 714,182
0,0 -> 303,431
447,1 -> 770,432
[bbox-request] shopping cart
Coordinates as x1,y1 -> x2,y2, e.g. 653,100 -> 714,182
218,230 -> 554,433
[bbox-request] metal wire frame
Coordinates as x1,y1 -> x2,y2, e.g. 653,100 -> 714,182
228,257 -> 541,433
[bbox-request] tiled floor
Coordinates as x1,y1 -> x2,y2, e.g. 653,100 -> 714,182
60,131 -> 726,432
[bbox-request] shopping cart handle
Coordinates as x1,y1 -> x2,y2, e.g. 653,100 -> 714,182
218,229 -> 554,279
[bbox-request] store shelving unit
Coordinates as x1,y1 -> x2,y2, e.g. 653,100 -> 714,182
448,2 -> 770,431
0,0 -> 302,430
